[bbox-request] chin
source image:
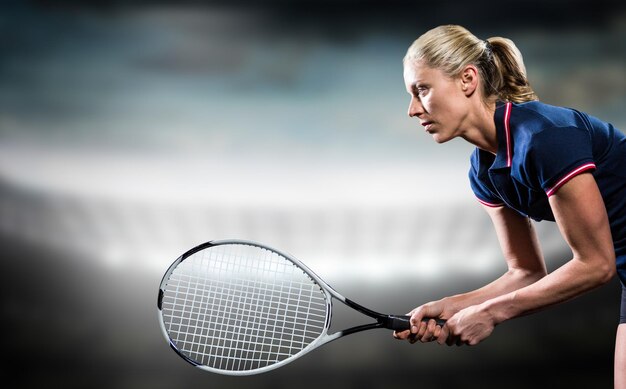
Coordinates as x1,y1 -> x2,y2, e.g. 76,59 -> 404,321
431,133 -> 453,144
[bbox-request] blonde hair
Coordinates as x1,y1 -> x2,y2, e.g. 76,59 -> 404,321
404,25 -> 537,103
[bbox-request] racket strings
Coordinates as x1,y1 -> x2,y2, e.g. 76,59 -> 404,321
160,243 -> 328,372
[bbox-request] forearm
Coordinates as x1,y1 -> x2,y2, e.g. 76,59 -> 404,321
483,255 -> 614,324
443,267 -> 545,316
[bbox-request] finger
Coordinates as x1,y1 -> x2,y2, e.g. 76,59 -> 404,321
393,330 -> 410,340
409,310 -> 425,334
436,325 -> 448,345
428,318 -> 439,333
432,323 -> 441,340
416,320 -> 429,340
410,304 -> 438,333
417,319 -> 434,343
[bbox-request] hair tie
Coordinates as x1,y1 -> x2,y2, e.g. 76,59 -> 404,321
483,40 -> 494,62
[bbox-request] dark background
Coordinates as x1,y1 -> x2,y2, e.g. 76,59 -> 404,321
1,1 -> 625,388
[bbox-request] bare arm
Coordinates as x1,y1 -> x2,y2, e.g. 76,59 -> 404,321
483,172 -> 615,322
440,173 -> 615,345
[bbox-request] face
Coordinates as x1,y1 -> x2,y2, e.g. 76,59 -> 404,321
403,61 -> 469,143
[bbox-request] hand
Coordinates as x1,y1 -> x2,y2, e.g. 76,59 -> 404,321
444,303 -> 495,346
393,301 -> 447,344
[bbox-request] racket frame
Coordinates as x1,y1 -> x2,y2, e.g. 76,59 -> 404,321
157,239 -> 426,375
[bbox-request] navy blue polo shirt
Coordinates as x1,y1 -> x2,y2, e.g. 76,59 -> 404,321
469,101 -> 626,283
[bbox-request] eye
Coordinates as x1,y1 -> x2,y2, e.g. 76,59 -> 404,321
416,86 -> 428,97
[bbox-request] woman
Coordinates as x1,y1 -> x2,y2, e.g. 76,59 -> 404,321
393,25 -> 626,387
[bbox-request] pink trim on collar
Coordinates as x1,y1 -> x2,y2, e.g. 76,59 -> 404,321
504,102 -> 512,167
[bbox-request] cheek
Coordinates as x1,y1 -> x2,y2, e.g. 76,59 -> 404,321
422,95 -> 437,113
426,89 -> 451,111
432,92 -> 463,121
426,95 -> 448,119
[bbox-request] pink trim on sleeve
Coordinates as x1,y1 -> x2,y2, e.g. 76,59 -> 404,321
476,197 -> 505,208
545,163 -> 597,197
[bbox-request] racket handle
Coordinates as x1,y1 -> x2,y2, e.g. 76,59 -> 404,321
386,315 -> 446,331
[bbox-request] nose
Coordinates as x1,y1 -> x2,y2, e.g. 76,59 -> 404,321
407,96 -> 424,118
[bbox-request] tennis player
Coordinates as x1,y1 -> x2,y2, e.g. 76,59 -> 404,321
392,25 -> 626,387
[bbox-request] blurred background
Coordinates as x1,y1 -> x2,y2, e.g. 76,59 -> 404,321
1,0 -> 625,387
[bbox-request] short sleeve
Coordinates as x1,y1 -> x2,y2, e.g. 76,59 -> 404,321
469,150 -> 504,207
522,126 -> 596,197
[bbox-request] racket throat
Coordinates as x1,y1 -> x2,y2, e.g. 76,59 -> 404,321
342,298 -> 412,332
338,322 -> 385,338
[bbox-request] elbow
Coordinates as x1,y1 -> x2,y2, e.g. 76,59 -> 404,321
598,260 -> 616,286
593,253 -> 616,287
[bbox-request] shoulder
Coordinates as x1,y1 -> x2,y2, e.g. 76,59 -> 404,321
510,101 -> 578,134
509,102 -> 592,161
509,101 -> 601,139
508,103 -> 596,192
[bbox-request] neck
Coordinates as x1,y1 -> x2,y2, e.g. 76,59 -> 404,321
460,99 -> 498,155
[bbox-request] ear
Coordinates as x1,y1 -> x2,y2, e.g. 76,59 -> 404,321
459,65 -> 479,96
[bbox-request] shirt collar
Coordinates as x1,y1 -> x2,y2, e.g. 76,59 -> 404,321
490,101 -> 513,171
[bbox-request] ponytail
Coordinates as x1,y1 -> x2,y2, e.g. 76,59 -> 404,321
486,37 -> 538,103
405,25 -> 538,103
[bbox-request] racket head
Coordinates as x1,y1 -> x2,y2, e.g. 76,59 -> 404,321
157,240 -> 332,375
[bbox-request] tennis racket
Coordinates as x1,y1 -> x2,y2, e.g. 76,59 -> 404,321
157,239 -> 444,375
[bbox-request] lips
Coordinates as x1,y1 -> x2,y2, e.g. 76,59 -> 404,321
421,121 -> 434,131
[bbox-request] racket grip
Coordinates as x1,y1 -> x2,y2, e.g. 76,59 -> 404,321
387,315 -> 446,331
